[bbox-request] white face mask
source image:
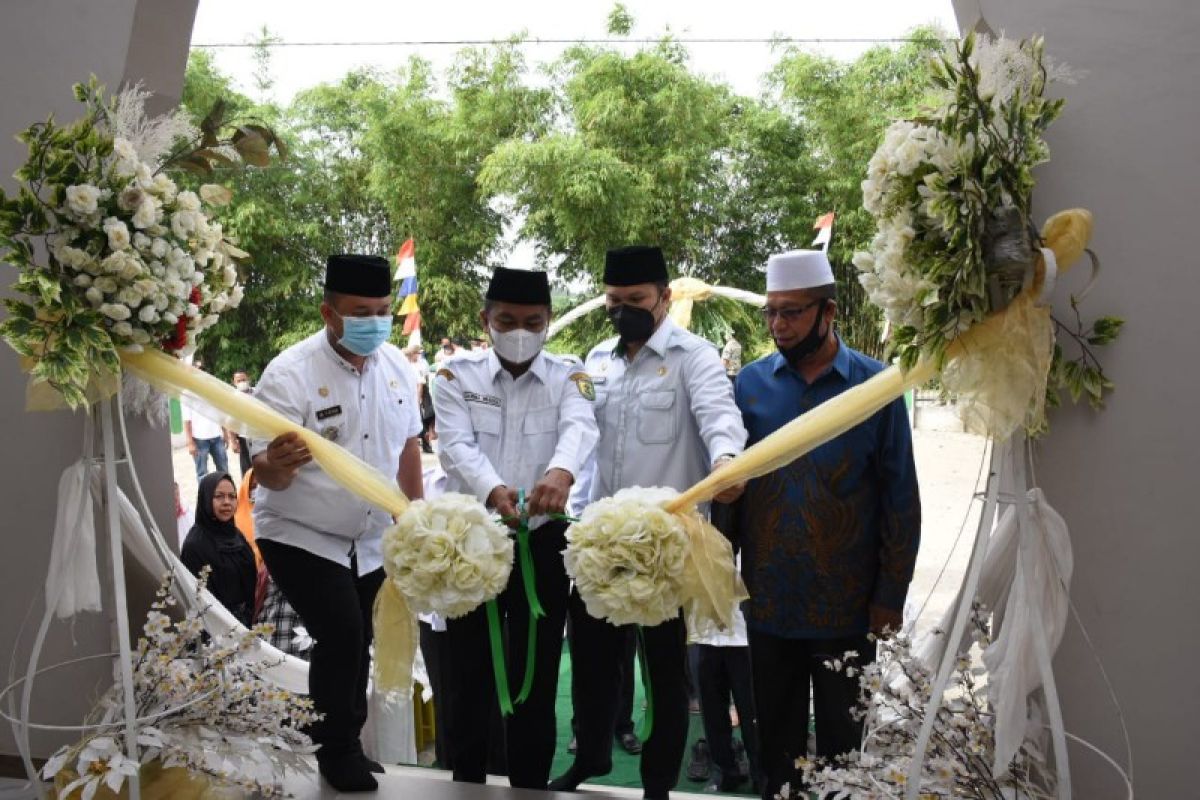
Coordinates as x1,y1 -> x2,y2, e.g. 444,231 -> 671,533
489,326 -> 546,365
235,380 -> 251,392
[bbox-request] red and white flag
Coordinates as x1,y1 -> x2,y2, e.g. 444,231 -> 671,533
812,212 -> 835,251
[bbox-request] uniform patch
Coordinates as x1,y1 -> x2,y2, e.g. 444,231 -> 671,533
316,404 -> 342,421
569,371 -> 596,401
437,368 -> 455,381
320,424 -> 340,441
463,391 -> 501,408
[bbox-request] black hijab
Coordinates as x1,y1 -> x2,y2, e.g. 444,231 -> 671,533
181,472 -> 257,627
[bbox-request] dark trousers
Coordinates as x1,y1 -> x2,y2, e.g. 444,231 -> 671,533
747,630 -> 874,800
697,644 -> 760,784
256,539 -> 384,763
571,625 -> 636,737
443,521 -> 570,789
419,621 -> 452,769
567,591 -> 689,799
236,435 -> 252,477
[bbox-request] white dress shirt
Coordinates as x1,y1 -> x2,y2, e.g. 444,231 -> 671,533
433,349 -> 599,518
584,317 -> 747,502
251,330 -> 422,575
183,396 -> 224,440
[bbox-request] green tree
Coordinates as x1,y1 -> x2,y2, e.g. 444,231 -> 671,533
769,26 -> 947,355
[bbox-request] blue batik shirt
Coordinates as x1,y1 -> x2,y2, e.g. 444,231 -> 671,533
734,338 -> 921,639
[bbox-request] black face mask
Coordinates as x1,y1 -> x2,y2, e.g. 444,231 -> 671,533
608,303 -> 658,345
777,300 -> 828,364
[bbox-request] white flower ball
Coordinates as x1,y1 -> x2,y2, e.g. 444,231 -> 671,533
64,184 -> 101,215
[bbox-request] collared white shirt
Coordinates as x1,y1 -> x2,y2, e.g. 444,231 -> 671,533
182,396 -> 224,440
434,349 -> 599,520
584,317 -> 747,502
251,330 -> 422,575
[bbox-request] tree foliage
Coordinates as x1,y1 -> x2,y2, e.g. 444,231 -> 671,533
183,19 -> 949,377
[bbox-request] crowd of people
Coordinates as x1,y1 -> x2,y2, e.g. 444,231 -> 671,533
178,247 -> 921,799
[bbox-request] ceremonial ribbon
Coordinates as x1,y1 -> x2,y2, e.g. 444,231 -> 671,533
485,599 -> 514,716
514,489 -> 544,705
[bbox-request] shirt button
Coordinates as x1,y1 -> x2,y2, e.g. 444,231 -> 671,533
364,433 -> 369,439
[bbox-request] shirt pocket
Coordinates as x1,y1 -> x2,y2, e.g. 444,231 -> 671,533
469,404 -> 502,443
636,389 -> 677,445
522,405 -> 559,472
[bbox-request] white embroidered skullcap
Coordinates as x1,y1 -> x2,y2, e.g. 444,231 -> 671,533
765,249 -> 835,292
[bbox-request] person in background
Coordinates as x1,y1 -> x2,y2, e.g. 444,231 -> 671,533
405,344 -> 436,453
183,359 -> 230,481
721,333 -> 742,382
181,472 -> 256,627
434,337 -> 459,366
231,370 -> 254,477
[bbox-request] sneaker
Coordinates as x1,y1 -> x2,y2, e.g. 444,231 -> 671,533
686,739 -> 710,782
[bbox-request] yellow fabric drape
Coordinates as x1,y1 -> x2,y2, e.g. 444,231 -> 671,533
667,276 -> 715,330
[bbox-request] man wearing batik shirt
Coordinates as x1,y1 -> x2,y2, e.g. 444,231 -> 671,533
733,250 -> 921,800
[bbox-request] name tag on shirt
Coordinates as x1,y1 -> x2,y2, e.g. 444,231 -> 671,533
316,405 -> 342,421
463,391 -> 502,408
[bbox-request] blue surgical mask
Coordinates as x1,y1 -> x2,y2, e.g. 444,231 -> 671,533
332,310 -> 392,356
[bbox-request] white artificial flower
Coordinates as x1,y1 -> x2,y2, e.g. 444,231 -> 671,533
130,327 -> 152,344
132,197 -> 158,229
138,305 -> 159,324
100,303 -> 132,321
162,311 -> 179,325
93,276 -> 118,294
150,237 -> 169,259
229,284 -> 245,306
382,493 -> 513,618
103,217 -> 131,251
65,184 -> 101,215
149,173 -> 177,200
223,264 -> 238,287
175,190 -> 201,212
563,486 -> 689,626
170,211 -> 196,239
73,274 -> 92,287
132,232 -> 151,251
112,321 -> 134,338
85,287 -> 103,306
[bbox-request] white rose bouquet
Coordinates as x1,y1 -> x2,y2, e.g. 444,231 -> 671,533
563,487 -> 690,627
381,492 -> 514,619
0,78 -> 273,409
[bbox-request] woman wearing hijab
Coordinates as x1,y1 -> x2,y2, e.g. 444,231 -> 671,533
182,472 -> 257,627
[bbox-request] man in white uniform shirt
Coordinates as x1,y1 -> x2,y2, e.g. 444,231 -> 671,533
252,254 -> 424,793
434,267 -> 598,789
551,246 -> 748,800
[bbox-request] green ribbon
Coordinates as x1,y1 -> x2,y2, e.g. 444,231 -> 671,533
513,489 -> 544,705
486,598 -> 514,716
635,625 -> 654,741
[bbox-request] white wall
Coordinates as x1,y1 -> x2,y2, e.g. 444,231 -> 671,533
0,0 -> 198,760
955,1 -> 1200,796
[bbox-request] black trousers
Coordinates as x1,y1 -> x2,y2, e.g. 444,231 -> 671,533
697,644 -> 760,783
570,625 -> 636,737
256,539 -> 384,763
567,591 -> 689,799
236,435 -> 252,477
443,521 -> 570,789
747,630 -> 875,800
419,621 -> 453,769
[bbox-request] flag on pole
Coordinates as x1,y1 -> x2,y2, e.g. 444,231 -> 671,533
812,212 -> 835,251
393,238 -> 421,342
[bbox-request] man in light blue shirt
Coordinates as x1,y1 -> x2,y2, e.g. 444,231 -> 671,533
552,246 -> 747,800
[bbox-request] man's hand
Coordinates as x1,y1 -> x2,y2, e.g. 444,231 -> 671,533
710,456 -> 745,504
528,468 -> 574,518
869,604 -> 903,637
252,431 -> 312,491
186,438 -> 198,458
486,485 -> 521,529
229,437 -> 241,454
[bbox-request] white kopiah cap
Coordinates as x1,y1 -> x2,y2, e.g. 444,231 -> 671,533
765,249 -> 835,292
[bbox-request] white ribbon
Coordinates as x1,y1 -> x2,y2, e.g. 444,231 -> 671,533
45,460 -> 102,619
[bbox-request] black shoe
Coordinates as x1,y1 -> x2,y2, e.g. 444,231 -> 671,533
360,754 -> 385,774
318,754 -> 379,792
567,735 -> 577,754
686,738 -> 710,782
617,731 -> 643,754
548,762 -> 611,792
733,737 -> 750,779
704,770 -> 747,793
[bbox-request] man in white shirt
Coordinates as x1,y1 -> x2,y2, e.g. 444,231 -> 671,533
182,362 -> 231,480
434,267 -> 598,789
551,245 -> 748,800
251,254 -> 425,793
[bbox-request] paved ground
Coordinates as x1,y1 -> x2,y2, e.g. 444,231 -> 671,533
171,408 -> 987,633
